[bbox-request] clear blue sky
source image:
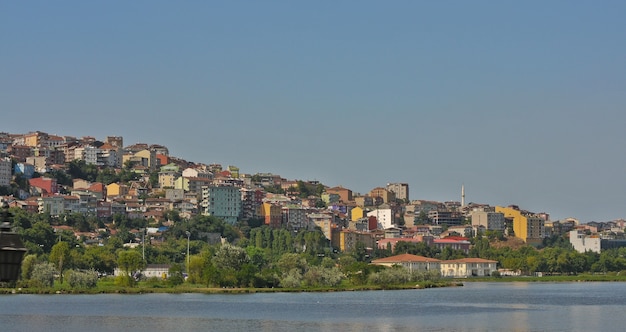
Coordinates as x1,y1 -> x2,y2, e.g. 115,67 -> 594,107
2,1 -> 626,222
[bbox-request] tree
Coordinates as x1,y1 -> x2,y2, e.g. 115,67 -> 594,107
213,243 -> 250,271
82,246 -> 117,274
49,241 -> 71,284
21,220 -> 56,253
96,167 -> 120,185
351,241 -> 369,262
117,250 -> 146,282
168,264 -> 185,286
21,254 -> 38,281
187,255 -> 208,284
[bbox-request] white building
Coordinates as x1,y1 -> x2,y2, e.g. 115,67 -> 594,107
37,195 -> 65,216
371,254 -> 441,274
470,210 -> 505,231
182,167 -> 212,179
440,258 -> 498,278
569,230 -> 601,253
367,208 -> 394,229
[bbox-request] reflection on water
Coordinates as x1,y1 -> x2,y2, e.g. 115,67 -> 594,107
1,282 -> 625,331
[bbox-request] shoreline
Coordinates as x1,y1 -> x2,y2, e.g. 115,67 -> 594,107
4,274 -> 626,295
0,280 -> 459,295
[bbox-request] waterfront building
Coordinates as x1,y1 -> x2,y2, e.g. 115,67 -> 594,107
440,258 -> 498,278
371,253 -> 441,274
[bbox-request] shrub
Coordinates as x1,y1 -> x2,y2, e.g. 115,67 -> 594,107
279,269 -> 302,288
368,267 -> 412,287
30,262 -> 57,288
67,270 -> 99,288
114,275 -> 135,287
145,277 -> 166,288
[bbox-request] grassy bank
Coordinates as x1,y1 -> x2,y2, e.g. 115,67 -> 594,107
4,274 -> 625,294
0,279 -> 457,295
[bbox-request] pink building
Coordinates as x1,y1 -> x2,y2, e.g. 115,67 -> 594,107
29,177 -> 58,194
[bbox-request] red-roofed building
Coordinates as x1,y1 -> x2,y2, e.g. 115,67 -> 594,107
433,238 -> 471,254
371,253 -> 441,273
377,235 -> 434,251
218,170 -> 231,178
88,182 -> 106,197
29,177 -> 58,194
325,186 -> 353,203
440,258 -> 498,278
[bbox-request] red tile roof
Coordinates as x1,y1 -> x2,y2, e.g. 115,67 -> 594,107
371,253 -> 441,264
443,258 -> 498,264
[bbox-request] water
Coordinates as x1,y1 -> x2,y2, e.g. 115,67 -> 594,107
1,282 -> 625,331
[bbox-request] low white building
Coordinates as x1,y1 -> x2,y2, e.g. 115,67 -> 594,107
114,264 -> 171,279
440,258 -> 498,278
371,253 -> 441,273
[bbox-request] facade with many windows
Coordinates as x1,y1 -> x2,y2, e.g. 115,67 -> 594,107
0,157 -> 11,187
440,258 -> 498,277
201,185 -> 242,224
496,206 -> 545,245
386,183 -> 409,202
470,210 -> 505,231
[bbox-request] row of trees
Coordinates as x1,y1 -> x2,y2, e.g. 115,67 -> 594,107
390,234 -> 626,275
7,200 -> 626,290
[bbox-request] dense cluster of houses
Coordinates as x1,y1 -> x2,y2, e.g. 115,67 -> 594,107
2,131 -> 626,256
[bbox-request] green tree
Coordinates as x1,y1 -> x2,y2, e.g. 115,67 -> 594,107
49,241 -> 71,284
117,250 -> 146,283
96,167 -> 120,185
21,254 -> 38,281
82,246 -> 117,274
213,243 -> 250,271
167,264 -> 185,286
187,255 -> 209,284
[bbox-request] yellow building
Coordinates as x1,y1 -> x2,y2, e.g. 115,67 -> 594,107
369,187 -> 395,203
260,202 -> 282,228
332,230 -> 376,252
24,132 -> 45,147
122,149 -> 157,171
351,206 -> 364,221
106,183 -> 128,198
496,206 -> 545,246
228,165 -> 240,178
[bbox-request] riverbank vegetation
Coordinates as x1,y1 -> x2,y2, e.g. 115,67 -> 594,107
3,205 -> 626,294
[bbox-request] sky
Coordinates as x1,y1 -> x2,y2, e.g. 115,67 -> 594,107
2,1 -> 626,223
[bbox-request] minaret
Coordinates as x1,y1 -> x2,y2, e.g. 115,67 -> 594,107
461,184 -> 465,207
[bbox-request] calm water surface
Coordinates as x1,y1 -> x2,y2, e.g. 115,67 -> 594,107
1,282 -> 625,331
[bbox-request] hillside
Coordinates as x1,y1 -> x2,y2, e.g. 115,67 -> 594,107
490,236 -> 527,250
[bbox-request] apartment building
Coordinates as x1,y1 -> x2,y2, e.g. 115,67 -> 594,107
470,209 -> 506,231
386,183 -> 409,202
0,157 -> 11,187
496,206 -> 545,245
201,185 -> 242,224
